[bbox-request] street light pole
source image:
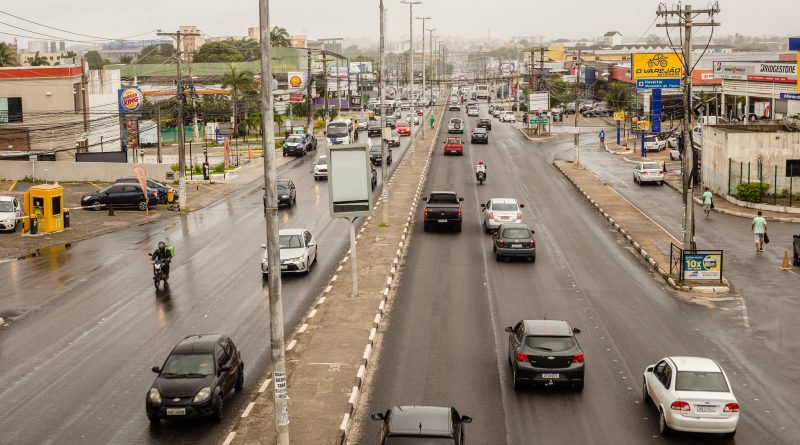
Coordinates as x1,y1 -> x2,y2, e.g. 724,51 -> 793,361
258,1 -> 290,443
416,16 -> 430,139
379,0 -> 390,226
401,0 -> 421,136
426,28 -> 436,108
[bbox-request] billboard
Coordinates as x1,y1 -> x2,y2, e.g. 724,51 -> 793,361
632,53 -> 683,80
528,92 -> 550,112
118,88 -> 143,113
328,143 -> 373,218
683,252 -> 722,281
713,61 -> 797,83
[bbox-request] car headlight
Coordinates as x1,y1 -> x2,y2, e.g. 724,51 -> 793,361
287,256 -> 304,262
149,388 -> 161,404
193,386 -> 211,403
280,195 -> 289,199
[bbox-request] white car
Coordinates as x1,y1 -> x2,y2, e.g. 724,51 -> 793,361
403,113 -> 420,125
643,135 -> 667,152
261,228 -> 318,276
467,106 -> 479,117
501,111 -> 516,122
313,155 -> 328,180
481,198 -> 524,233
448,118 -> 464,134
0,195 -> 23,232
384,130 -> 400,147
643,357 -> 739,437
633,161 -> 665,186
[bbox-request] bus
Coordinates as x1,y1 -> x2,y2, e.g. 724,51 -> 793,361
476,85 -> 490,100
326,118 -> 353,145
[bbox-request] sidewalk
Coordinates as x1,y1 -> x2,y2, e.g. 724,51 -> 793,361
228,107 -> 444,445
554,160 -> 727,293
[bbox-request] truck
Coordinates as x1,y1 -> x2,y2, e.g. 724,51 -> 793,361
423,191 -> 464,233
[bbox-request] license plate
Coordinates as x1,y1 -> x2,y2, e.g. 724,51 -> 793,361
696,405 -> 716,412
437,219 -> 448,223
166,408 -> 186,416
280,265 -> 288,270
541,373 -> 560,379
511,244 -> 523,248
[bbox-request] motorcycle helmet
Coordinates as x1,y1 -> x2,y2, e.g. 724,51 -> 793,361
478,160 -> 484,165
158,241 -> 166,250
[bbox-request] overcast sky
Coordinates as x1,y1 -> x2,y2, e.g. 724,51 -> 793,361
2,0 -> 797,49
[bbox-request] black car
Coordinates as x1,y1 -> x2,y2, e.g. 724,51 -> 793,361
370,144 -> 392,166
470,127 -> 489,144
385,116 -> 397,129
505,319 -> 584,391
146,334 -> 244,423
477,118 -> 492,131
115,177 -> 175,204
282,135 -> 307,157
371,406 -> 472,444
81,183 -> 159,211
493,223 -> 535,262
277,179 -> 296,207
367,121 -> 383,137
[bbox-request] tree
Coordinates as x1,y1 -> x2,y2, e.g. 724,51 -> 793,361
604,81 -> 633,111
245,112 -> 262,135
193,40 -> 245,63
233,38 -> 260,61
546,73 -> 574,107
30,51 -> 50,67
221,65 -> 256,137
270,27 -> 290,47
119,55 -> 134,64
136,44 -> 176,64
644,34 -> 663,45
0,42 -> 18,66
84,50 -> 106,69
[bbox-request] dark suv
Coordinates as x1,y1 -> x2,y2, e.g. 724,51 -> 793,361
368,121 -> 383,137
146,334 -> 244,423
371,405 -> 472,444
477,118 -> 492,130
370,144 -> 392,166
505,319 -> 584,391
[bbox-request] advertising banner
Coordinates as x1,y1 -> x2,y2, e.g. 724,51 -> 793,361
632,53 -> 683,80
683,252 -> 723,281
713,61 -> 797,83
636,78 -> 681,89
118,88 -> 143,113
528,92 -> 550,113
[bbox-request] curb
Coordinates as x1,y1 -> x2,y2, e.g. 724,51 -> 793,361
337,106 -> 444,444
553,161 -> 730,294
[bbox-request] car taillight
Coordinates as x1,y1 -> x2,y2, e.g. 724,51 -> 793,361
642,171 -> 648,175
424,208 -> 428,218
670,401 -> 690,411
516,352 -> 528,362
457,208 -> 462,218
723,403 -> 739,413
487,212 -> 494,219
572,352 -> 584,363
529,239 -> 536,248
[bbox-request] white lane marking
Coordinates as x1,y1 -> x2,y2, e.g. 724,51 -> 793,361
348,386 -> 359,404
357,364 -> 366,379
363,344 -> 372,360
309,309 -> 317,318
258,379 -> 272,393
241,402 -> 256,418
286,339 -> 297,351
299,323 -> 308,333
325,285 -> 332,293
739,296 -> 751,328
318,296 -> 326,304
369,327 -> 377,341
222,431 -> 236,445
340,413 -> 350,431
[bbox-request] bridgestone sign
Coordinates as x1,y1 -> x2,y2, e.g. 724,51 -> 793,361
713,61 -> 797,83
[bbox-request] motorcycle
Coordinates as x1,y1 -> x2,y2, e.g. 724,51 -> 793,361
476,171 -> 486,184
149,254 -> 170,288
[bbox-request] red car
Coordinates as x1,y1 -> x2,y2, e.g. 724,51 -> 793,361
443,137 -> 464,156
396,121 -> 411,136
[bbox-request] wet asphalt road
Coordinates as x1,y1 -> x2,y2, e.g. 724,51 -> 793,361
0,124 -> 421,444
353,104 -> 799,444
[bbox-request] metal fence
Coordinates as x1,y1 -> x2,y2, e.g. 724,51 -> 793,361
728,158 -> 800,207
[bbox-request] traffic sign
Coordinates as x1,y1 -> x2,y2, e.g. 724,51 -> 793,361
636,78 -> 681,89
635,120 -> 651,131
529,118 -> 548,125
613,111 -> 625,121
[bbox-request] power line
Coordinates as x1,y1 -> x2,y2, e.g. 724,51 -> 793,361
0,9 -> 157,42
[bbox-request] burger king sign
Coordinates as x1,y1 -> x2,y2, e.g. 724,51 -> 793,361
118,88 -> 144,113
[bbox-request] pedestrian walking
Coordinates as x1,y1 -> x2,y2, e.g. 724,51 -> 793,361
752,210 -> 768,253
429,115 -> 435,129
702,187 -> 713,218
599,129 -> 605,146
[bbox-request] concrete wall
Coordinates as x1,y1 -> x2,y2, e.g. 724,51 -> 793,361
703,125 -> 800,197
0,161 -> 174,183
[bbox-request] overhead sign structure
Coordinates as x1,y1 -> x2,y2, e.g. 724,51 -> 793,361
287,72 -> 306,90
528,92 -> 550,112
118,88 -> 143,113
613,111 -> 626,121
328,143 -> 374,218
632,53 -> 683,80
713,61 -> 797,83
636,78 -> 681,89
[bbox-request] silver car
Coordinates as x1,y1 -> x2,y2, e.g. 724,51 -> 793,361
481,198 -> 524,233
261,228 -> 318,276
633,161 -> 665,186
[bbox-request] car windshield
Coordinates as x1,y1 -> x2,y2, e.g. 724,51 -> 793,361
524,336 -> 576,352
328,124 -> 349,137
642,163 -> 661,170
286,136 -> 303,143
316,157 -> 327,165
492,202 -> 518,211
161,353 -> 215,378
675,371 -> 730,392
397,122 -> 409,127
428,194 -> 459,204
383,438 -> 456,445
450,119 -> 461,124
279,235 -> 304,249
277,182 -> 289,190
502,228 -> 530,239
0,201 -> 14,212
446,138 -> 461,144
370,146 -> 382,153
644,136 -> 657,142
473,128 -> 486,134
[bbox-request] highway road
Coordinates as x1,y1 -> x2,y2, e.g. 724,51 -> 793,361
0,122 -> 422,444
352,103 -> 798,444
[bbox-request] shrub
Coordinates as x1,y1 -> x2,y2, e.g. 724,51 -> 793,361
736,182 -> 769,203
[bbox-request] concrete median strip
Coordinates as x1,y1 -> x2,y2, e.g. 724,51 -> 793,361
228,106 -> 444,444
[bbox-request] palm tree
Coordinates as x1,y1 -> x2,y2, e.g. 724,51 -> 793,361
30,51 -> 50,67
0,42 -> 17,67
220,64 -> 256,137
270,27 -> 291,47
245,112 -> 262,136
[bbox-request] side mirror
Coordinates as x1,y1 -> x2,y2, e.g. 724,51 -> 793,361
480,203 -> 486,209
151,366 -> 161,373
458,197 -> 464,202
572,328 -> 581,334
646,366 -> 654,373
504,326 -> 513,333
261,243 -> 267,249
370,412 -> 386,421
308,242 -> 316,247
460,415 -> 473,424
422,197 -> 428,202
519,204 -> 525,208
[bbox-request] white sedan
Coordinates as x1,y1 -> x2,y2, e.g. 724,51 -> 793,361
633,161 -> 665,186
501,111 -> 516,122
643,357 -> 739,437
481,198 -> 524,233
467,106 -> 479,117
261,228 -> 317,276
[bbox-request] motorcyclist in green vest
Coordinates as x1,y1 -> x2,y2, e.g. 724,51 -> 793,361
151,241 -> 172,280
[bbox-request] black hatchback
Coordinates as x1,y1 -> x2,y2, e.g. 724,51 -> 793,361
506,319 -> 584,391
115,177 -> 175,204
372,405 -> 472,444
81,183 -> 159,211
146,334 -> 244,423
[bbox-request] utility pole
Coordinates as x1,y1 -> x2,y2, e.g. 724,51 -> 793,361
416,16 -> 431,139
401,0 -> 421,134
306,49 -> 313,131
574,49 -> 581,164
157,28 -> 199,211
258,1 -> 290,443
427,29 -> 436,106
657,2 -> 720,250
379,0 -> 389,226
156,107 -> 162,163
323,54 -> 329,123
346,57 -> 351,111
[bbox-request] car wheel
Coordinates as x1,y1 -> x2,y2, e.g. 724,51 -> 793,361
529,254 -> 536,263
495,252 -> 502,262
214,397 -> 224,421
658,410 -> 671,435
512,366 -> 522,391
138,201 -> 148,211
262,272 -> 268,280
483,221 -> 491,234
147,413 -> 160,424
642,379 -> 651,403
723,430 -> 736,438
235,366 -> 244,391
423,222 -> 429,232
455,223 -> 462,233
659,181 -> 664,186
574,381 -> 584,392
91,200 -> 102,211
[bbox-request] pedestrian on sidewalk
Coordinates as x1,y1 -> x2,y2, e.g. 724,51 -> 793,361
752,210 -> 768,253
599,129 -> 605,147
702,187 -> 713,218
429,115 -> 435,129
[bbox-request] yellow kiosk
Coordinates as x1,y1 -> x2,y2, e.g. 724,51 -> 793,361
23,184 -> 65,233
